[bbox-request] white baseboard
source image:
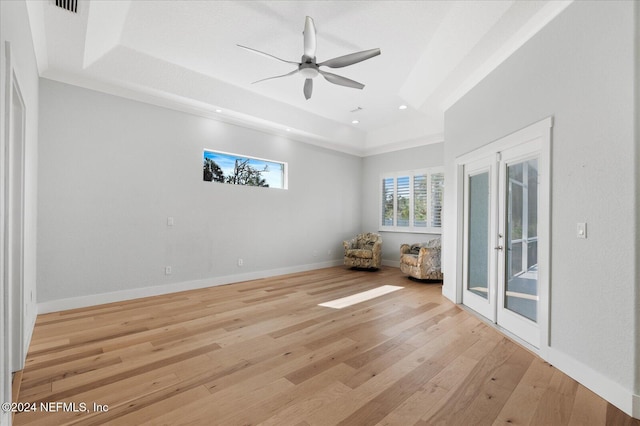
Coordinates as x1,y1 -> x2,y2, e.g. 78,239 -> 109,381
381,259 -> 400,268
37,260 -> 342,314
548,347 -> 637,418
22,313 -> 36,363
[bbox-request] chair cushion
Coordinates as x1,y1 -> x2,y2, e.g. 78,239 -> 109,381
346,249 -> 374,259
400,253 -> 419,267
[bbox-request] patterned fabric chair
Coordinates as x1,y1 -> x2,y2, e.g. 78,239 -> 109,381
399,238 -> 443,280
343,233 -> 382,270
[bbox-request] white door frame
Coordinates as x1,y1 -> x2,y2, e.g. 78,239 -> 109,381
3,40 -> 27,377
456,117 -> 552,358
0,40 -> 9,423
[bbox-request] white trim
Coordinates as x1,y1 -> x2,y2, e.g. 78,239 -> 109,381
381,259 -> 401,268
440,2 -> 573,112
548,346 -> 636,418
364,133 -> 444,157
456,117 -> 553,165
7,64 -> 27,373
0,41 -> 9,426
463,301 -> 638,419
37,260 -> 342,314
379,228 -> 442,235
40,73 -> 369,157
455,116 -> 552,356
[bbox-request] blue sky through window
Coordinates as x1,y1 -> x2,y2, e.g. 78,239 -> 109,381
203,150 -> 286,189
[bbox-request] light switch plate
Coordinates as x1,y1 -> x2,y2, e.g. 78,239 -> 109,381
577,222 -> 587,239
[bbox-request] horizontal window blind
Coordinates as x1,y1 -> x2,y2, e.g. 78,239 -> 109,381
382,177 -> 394,226
380,168 -> 443,233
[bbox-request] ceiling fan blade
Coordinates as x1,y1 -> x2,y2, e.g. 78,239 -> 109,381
303,16 -> 317,61
319,70 -> 365,89
237,44 -> 299,65
318,48 -> 381,69
252,69 -> 299,84
303,78 -> 313,100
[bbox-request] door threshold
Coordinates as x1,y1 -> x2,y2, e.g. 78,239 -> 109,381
458,303 -> 542,359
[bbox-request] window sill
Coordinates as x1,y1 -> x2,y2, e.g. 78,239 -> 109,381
379,227 -> 442,234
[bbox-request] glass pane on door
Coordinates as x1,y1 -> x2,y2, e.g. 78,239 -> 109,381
505,158 -> 538,321
468,172 -> 490,299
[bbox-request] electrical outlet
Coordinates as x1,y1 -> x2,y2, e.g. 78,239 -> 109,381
237,258 -> 244,267
167,217 -> 174,227
165,266 -> 172,275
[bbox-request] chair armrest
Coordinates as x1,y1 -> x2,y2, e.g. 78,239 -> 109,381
343,239 -> 355,251
417,246 -> 441,264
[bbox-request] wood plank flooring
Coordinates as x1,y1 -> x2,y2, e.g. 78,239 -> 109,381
14,266 -> 639,425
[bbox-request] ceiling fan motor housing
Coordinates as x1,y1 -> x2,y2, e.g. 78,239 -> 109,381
299,62 -> 319,79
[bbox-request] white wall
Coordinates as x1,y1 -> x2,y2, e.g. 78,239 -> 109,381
362,143 -> 443,263
0,0 -> 39,420
443,0 -> 637,414
37,79 -> 362,308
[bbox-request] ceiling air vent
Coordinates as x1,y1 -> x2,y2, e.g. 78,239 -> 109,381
54,0 -> 78,13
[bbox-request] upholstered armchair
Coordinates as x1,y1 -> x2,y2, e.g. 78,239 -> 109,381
343,233 -> 382,270
399,238 -> 443,280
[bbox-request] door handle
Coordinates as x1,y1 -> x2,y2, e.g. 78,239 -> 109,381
494,246 -> 503,251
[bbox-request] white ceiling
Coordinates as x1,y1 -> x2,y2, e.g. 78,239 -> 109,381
26,0 -> 571,156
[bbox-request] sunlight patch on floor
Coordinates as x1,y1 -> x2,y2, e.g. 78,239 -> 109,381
318,285 -> 403,309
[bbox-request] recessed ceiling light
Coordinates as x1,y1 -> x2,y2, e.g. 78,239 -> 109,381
215,109 -> 222,113
399,105 -> 408,110
352,120 -> 360,124
285,128 -> 291,132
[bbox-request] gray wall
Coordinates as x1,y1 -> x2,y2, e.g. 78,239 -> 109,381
362,143 -> 443,263
37,79 -> 362,303
443,0 -> 636,398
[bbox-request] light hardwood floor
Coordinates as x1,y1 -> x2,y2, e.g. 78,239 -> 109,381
14,266 -> 639,425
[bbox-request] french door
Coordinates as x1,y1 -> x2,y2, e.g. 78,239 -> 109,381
460,120 -> 550,351
461,156 -> 497,322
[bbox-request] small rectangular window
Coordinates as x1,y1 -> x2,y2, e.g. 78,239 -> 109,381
203,150 -> 287,189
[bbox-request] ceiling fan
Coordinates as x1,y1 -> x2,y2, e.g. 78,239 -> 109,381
238,16 -> 381,100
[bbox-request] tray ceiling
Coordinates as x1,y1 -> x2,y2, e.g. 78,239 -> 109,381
27,0 -> 571,155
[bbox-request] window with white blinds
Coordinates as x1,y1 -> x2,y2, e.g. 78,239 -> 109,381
380,168 -> 444,233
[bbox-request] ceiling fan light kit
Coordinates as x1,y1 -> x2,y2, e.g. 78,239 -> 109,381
238,16 -> 381,100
